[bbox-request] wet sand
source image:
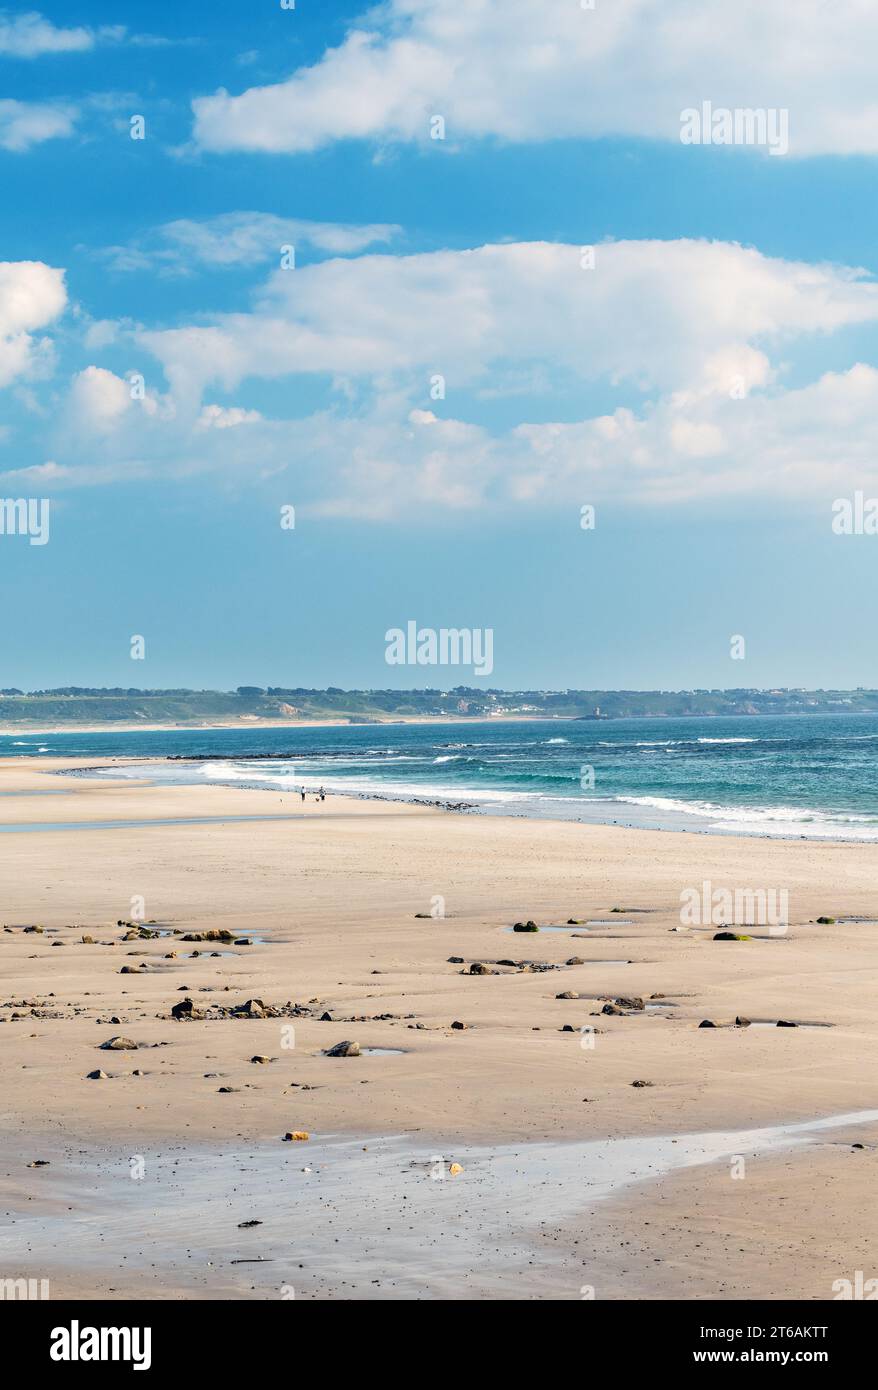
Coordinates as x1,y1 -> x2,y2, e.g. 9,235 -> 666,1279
2,756 -> 878,1299
7,1113 -> 878,1301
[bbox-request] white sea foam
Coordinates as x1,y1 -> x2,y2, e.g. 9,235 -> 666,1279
81,750 -> 878,841
597,736 -> 758,748
599,739 -> 679,747
696,736 -> 757,744
158,760 -> 532,805
615,793 -> 878,839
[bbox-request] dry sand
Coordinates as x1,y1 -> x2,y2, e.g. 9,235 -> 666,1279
1,756 -> 877,1299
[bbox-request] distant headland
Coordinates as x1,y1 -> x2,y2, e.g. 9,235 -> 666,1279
0,686 -> 876,728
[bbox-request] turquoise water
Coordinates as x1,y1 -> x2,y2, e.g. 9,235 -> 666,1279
5,713 -> 878,840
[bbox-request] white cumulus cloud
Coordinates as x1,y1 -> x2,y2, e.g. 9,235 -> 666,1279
68,366 -> 133,432
57,239 -> 878,516
191,0 -> 878,158
197,404 -> 263,429
0,259 -> 66,386
139,239 -> 878,403
0,11 -> 95,57
101,212 -> 401,274
0,98 -> 77,151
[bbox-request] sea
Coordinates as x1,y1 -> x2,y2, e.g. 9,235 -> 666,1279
4,712 -> 878,841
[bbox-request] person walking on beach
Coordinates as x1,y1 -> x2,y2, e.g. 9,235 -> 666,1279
319,786 -> 325,802
300,787 -> 306,803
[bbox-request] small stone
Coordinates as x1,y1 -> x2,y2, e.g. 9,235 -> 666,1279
325,1040 -> 360,1057
735,1016 -> 751,1027
232,999 -> 268,1018
631,1079 -> 653,1088
99,1036 -> 138,1050
698,1019 -> 717,1028
448,1162 -> 463,1176
556,990 -> 578,1000
467,962 -> 492,975
566,956 -> 585,965
776,1019 -> 798,1027
250,1055 -> 272,1064
283,1131 -> 310,1142
86,1069 -> 108,1080
450,1020 -> 467,1030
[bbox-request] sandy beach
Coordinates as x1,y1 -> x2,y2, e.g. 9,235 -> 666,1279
2,755 -> 878,1300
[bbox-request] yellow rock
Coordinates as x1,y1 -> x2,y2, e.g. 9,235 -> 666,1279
284,1131 -> 310,1142
449,1162 -> 463,1176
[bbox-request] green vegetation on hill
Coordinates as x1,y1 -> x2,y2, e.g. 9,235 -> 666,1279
0,686 -> 877,726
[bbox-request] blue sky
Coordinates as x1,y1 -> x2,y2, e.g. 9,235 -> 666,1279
3,0 -> 878,690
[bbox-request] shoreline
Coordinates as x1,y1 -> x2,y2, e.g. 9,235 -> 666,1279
0,715 -> 564,736
3,707 -> 878,736
7,713 -> 878,846
55,756 -> 878,846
